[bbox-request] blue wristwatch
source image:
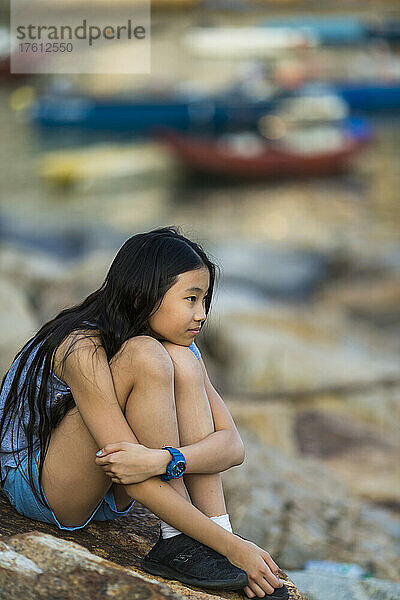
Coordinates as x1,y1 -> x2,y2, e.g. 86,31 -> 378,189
160,446 -> 186,481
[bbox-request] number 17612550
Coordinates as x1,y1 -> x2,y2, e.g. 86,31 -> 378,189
19,42 -> 73,52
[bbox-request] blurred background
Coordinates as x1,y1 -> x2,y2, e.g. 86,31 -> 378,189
0,1 -> 399,598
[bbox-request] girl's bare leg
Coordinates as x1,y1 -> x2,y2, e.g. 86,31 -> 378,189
114,342 -> 227,517
161,341 -> 227,518
41,336 -> 192,526
40,336 -> 218,526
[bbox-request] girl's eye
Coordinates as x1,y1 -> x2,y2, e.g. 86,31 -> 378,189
187,295 -> 208,303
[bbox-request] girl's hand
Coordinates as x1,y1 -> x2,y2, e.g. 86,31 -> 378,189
94,441 -> 159,485
226,535 -> 283,598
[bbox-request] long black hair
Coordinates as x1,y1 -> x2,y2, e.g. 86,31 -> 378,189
0,225 -> 219,509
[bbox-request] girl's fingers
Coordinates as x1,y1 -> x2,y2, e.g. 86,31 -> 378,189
249,580 -> 274,597
95,451 -> 117,464
263,568 -> 281,589
262,552 -> 280,576
101,467 -> 118,480
244,585 -> 255,597
104,470 -> 121,483
96,443 -> 123,457
252,553 -> 280,588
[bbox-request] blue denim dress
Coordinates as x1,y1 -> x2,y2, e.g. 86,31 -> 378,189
1,328 -> 201,531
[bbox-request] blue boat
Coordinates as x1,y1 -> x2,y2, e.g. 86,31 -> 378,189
30,78 -> 398,140
325,82 -> 400,112
29,90 -> 278,135
258,16 -> 368,46
291,81 -> 400,112
335,82 -> 400,111
31,94 -> 212,133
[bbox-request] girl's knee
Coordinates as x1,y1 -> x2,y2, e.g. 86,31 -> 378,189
161,341 -> 202,379
121,335 -> 174,378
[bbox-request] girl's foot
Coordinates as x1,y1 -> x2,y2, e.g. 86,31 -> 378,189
141,531 -> 248,590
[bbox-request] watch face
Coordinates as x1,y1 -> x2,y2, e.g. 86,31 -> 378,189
172,461 -> 185,476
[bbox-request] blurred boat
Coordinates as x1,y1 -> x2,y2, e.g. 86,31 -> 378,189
30,91 -> 214,133
294,80 -> 400,112
264,92 -> 349,125
158,117 -> 372,180
30,76 -> 395,139
29,87 -> 279,134
32,84 -> 347,136
258,16 -> 368,46
183,27 -> 317,59
37,141 -> 175,188
334,81 -> 400,111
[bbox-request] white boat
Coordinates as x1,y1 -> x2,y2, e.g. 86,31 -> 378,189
264,93 -> 349,126
183,27 -> 317,59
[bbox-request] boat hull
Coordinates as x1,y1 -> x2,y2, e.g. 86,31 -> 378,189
158,121 -> 371,180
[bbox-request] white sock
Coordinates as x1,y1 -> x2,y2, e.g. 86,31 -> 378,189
210,513 -> 233,533
160,512 -> 232,539
160,520 -> 182,539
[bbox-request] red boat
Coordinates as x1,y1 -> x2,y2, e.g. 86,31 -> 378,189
158,119 -> 371,180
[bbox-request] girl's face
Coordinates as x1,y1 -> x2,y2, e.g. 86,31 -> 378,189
148,267 -> 210,346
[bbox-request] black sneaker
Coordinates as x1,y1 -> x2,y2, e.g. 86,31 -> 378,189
238,585 -> 290,600
141,532 -> 248,590
174,538 -> 289,599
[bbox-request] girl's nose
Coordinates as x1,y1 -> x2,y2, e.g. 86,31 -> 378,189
195,305 -> 207,321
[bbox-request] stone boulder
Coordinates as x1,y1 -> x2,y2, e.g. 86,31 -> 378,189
205,300 -> 400,395
0,490 -> 307,600
225,395 -> 400,508
0,244 -> 114,325
221,429 -> 400,582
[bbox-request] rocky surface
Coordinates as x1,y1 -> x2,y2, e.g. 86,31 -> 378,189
1,243 -> 399,398
226,395 -> 400,509
206,297 -> 400,395
0,490 -> 307,600
0,243 -> 399,591
286,571 -> 400,600
221,428 -> 400,582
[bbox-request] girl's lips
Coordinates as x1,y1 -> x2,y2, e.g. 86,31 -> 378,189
188,329 -> 200,334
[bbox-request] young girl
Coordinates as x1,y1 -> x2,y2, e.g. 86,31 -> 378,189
0,226 -> 288,599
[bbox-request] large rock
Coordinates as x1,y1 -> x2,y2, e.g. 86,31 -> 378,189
221,428 -> 400,582
226,396 -> 400,508
0,490 -> 307,600
0,529 -> 188,600
0,531 -> 179,600
294,407 -> 400,507
316,275 -> 400,329
208,241 -> 328,300
206,299 -> 400,395
0,245 -> 114,324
